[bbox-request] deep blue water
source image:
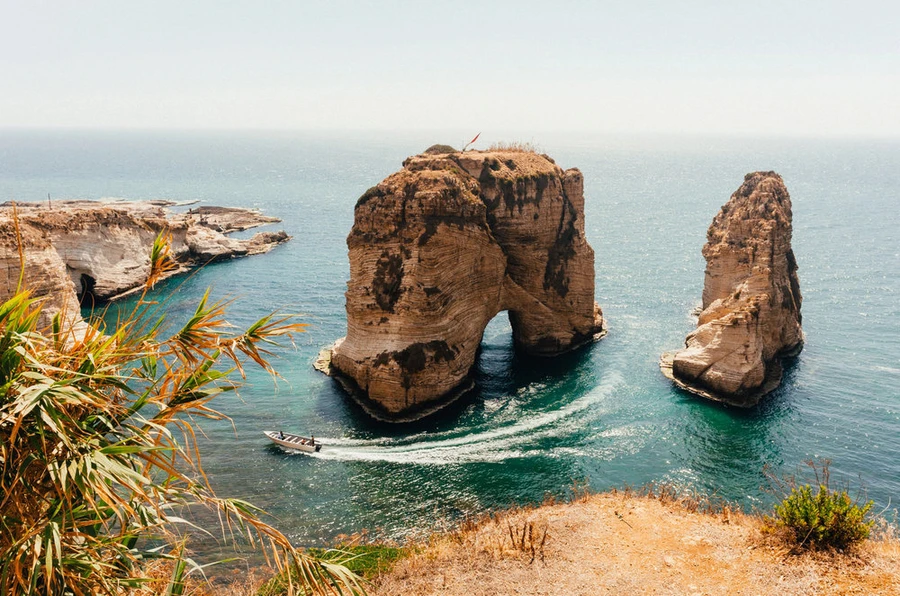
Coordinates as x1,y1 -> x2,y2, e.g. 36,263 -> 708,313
1,129 -> 898,552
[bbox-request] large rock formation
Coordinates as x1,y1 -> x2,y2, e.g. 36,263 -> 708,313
322,149 -> 605,421
660,172 -> 803,406
0,200 -> 289,327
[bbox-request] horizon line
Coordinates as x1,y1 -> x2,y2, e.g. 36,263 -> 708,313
1,126 -> 898,142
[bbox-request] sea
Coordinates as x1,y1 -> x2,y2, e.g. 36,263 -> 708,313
0,129 -> 898,556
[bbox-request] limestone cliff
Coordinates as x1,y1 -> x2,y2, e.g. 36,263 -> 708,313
324,150 -> 605,421
0,200 -> 289,326
660,172 -> 803,406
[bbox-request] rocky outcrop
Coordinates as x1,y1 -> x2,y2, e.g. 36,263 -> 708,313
0,221 -> 83,330
0,200 -> 289,326
660,172 -> 803,406
323,149 -> 605,421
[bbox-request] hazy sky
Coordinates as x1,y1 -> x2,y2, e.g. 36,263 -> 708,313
2,0 -> 898,136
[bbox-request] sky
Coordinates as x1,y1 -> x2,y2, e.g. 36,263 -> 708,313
1,0 -> 898,136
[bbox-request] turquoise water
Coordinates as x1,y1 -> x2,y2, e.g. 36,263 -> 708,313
1,130 -> 898,551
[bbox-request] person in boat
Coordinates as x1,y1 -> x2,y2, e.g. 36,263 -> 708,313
278,431 -> 285,440
311,435 -> 315,445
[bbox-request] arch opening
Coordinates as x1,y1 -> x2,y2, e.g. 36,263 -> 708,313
475,310 -> 517,394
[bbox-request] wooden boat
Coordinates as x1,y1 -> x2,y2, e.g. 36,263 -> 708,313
264,431 -> 321,453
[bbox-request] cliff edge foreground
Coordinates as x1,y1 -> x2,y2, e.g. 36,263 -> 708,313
372,492 -> 899,596
661,172 -> 803,406
321,148 -> 605,421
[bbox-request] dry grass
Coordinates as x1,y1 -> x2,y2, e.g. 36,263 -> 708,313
214,567 -> 276,596
141,558 -> 274,596
486,141 -> 540,153
373,490 -> 900,596
440,508 -> 550,565
620,481 -> 739,516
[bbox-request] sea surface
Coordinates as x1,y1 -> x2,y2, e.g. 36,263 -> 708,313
1,130 -> 898,555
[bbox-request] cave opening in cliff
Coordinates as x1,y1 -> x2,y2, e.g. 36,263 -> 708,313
475,311 -> 517,388
77,273 -> 98,308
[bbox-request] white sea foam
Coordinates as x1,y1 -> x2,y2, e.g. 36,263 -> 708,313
311,372 -> 625,465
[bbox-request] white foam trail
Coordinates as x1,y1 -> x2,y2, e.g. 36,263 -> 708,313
317,436 -> 386,447
550,423 -> 649,460
311,371 -> 625,465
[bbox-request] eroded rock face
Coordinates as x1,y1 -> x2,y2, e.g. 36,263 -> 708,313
0,220 -> 82,330
0,200 -> 289,325
327,150 -> 605,420
660,171 -> 803,406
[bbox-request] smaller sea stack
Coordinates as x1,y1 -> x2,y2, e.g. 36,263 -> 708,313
661,171 -> 803,406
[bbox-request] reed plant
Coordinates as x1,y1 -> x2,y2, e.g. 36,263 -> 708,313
0,231 -> 364,595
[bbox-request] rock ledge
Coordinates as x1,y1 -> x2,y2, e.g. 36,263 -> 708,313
0,200 -> 290,327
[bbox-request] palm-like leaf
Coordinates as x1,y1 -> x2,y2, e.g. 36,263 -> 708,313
0,232 -> 364,595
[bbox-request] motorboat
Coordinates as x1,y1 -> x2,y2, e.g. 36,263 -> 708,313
264,431 -> 321,453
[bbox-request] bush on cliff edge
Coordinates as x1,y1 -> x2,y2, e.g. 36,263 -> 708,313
771,462 -> 874,551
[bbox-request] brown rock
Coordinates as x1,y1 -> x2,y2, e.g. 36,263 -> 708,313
0,200 -> 290,323
661,171 -> 803,406
185,205 -> 281,233
0,219 -> 81,330
327,150 -> 605,421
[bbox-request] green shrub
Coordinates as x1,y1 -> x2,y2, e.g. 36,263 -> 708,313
312,544 -> 408,580
423,143 -> 457,154
773,483 -> 874,550
259,544 -> 409,595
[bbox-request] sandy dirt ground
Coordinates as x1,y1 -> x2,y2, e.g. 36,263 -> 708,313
373,492 -> 900,596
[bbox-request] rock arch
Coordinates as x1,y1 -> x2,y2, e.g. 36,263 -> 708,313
324,150 -> 606,421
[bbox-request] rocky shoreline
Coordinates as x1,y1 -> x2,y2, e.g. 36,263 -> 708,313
3,165 -> 806,418
315,340 -> 478,423
0,199 -> 290,327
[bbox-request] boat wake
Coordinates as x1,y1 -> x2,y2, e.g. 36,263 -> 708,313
308,372 -> 631,465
